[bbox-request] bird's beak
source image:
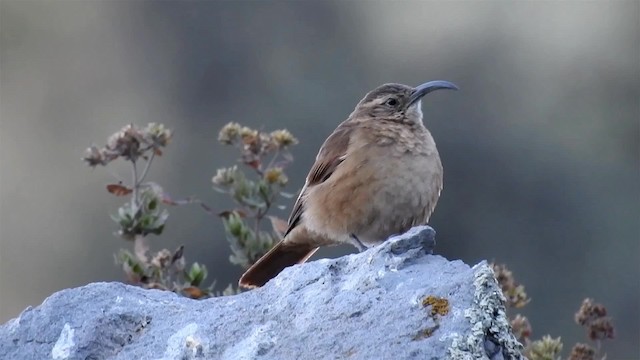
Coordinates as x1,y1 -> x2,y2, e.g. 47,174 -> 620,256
407,80 -> 459,107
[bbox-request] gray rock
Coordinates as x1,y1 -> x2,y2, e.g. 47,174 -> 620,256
0,226 -> 524,360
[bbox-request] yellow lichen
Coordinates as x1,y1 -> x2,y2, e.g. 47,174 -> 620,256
422,295 -> 450,316
413,296 -> 450,341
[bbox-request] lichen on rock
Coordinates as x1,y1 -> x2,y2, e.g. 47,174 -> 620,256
448,262 -> 525,360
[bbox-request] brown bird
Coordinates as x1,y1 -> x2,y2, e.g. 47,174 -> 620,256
239,81 -> 458,288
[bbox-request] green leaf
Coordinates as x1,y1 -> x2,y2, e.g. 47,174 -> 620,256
118,206 -> 129,219
257,181 -> 271,200
188,262 -> 207,286
148,197 -> 158,211
239,196 -> 266,209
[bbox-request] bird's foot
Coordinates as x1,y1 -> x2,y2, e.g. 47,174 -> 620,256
350,234 -> 368,252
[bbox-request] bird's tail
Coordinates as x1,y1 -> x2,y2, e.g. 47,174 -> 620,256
238,240 -> 319,289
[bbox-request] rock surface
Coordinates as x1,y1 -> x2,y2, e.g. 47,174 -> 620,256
0,226 -> 523,360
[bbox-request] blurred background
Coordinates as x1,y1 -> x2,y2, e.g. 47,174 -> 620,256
1,1 -> 638,357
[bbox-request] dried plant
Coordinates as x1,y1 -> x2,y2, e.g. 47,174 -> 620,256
568,343 -> 596,360
214,122 -> 298,268
528,335 -> 563,360
492,263 -> 531,309
491,263 -> 615,360
84,122 -> 298,298
574,298 -> 615,357
510,314 -> 533,344
84,123 -> 212,298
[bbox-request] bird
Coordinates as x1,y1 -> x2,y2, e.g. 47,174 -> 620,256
239,80 -> 458,289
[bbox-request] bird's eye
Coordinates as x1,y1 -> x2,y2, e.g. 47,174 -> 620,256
385,98 -> 398,107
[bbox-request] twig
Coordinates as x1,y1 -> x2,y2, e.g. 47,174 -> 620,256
137,151 -> 156,186
131,160 -> 139,207
265,148 -> 280,172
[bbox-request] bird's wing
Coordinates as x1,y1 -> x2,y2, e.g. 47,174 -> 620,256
284,122 -> 354,237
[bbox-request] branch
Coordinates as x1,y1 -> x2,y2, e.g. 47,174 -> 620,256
137,151 -> 156,186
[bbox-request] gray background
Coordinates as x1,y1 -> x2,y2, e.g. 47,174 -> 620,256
1,1 -> 638,358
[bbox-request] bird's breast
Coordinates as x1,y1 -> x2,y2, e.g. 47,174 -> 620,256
302,138 -> 443,247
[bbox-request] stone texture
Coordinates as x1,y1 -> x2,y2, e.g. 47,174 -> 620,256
0,226 -> 524,360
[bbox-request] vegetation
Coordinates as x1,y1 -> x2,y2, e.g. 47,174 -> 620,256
83,122 -> 297,298
83,123 -> 615,358
492,263 -> 615,360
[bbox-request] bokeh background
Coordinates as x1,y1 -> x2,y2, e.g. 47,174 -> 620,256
1,1 -> 638,357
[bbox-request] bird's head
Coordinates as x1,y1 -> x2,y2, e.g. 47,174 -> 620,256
353,80 -> 458,125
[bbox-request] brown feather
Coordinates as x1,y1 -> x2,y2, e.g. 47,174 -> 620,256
242,124 -> 354,288
285,123 -> 354,237
238,241 -> 319,288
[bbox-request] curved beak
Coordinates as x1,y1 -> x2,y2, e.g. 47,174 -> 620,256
407,80 -> 459,107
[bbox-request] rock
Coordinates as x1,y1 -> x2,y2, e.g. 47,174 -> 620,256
0,226 -> 524,360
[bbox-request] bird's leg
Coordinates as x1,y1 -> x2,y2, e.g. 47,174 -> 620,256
350,234 -> 367,252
